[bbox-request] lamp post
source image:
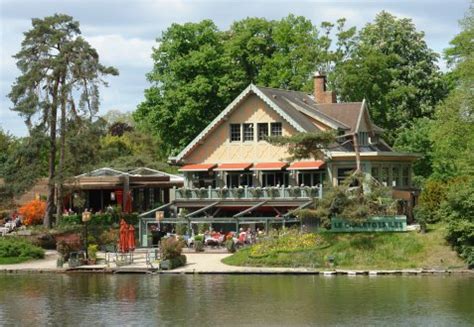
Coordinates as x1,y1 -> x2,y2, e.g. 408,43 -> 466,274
82,210 -> 92,258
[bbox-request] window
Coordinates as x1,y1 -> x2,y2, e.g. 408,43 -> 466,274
230,124 -> 241,142
369,134 -> 379,144
298,171 -> 324,186
337,168 -> 356,186
371,167 -> 380,182
392,166 -> 400,187
262,172 -> 289,187
270,122 -> 282,136
257,123 -> 269,141
402,166 -> 410,187
381,167 -> 389,186
192,172 -> 216,188
243,123 -> 254,141
358,132 -> 369,146
226,172 -> 252,187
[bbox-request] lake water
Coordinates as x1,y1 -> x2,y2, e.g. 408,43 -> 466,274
0,274 -> 472,326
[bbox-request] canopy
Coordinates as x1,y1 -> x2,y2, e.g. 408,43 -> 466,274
287,160 -> 325,170
214,163 -> 253,171
179,163 -> 216,172
250,162 -> 287,171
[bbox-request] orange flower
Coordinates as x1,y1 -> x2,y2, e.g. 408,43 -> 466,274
18,199 -> 46,225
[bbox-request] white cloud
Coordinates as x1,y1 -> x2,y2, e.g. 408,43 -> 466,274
86,34 -> 155,68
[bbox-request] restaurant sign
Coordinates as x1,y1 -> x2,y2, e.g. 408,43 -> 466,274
331,216 -> 407,232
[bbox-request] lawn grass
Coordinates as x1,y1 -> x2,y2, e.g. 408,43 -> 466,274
222,224 -> 466,270
0,256 -> 36,265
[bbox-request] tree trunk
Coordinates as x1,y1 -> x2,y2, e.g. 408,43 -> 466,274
56,76 -> 67,223
44,77 -> 60,228
353,133 -> 361,172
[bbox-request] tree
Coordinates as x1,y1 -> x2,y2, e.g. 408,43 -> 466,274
135,16 -> 355,156
332,11 -> 448,143
268,131 -> 336,162
8,14 -> 117,227
134,20 -> 230,155
393,118 -> 433,183
430,6 -> 473,181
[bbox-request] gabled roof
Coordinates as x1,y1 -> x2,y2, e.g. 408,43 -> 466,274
172,83 -> 386,163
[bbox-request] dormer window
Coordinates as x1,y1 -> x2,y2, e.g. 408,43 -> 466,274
358,132 -> 369,146
369,134 -> 379,144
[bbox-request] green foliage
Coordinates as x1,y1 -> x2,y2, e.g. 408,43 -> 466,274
225,239 -> 236,253
267,131 -> 336,161
439,178 -> 474,267
135,15 -> 354,155
160,237 -> 183,260
224,225 -> 465,269
87,244 -> 98,260
57,213 -> 138,227
332,11 -> 447,143
297,173 -> 398,226
0,238 -> 45,260
417,179 -> 449,223
394,118 -> 433,182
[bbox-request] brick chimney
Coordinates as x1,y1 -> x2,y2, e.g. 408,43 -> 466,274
313,72 -> 336,104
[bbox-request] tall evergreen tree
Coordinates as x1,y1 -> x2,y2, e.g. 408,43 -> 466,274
9,14 -> 117,227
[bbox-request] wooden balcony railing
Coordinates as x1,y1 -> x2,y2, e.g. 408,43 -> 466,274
173,185 -> 322,200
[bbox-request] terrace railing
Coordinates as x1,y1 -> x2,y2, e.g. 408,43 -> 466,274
174,185 -> 322,200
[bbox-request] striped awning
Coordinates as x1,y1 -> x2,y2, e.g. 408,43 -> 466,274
179,163 -> 216,172
287,160 -> 325,170
214,163 -> 253,171
250,162 -> 287,171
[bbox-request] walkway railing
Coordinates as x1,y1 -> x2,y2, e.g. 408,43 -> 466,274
174,185 -> 322,200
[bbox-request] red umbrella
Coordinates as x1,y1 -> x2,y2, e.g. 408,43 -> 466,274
119,219 -> 129,253
128,224 -> 135,251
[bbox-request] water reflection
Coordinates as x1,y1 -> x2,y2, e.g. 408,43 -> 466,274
0,274 -> 472,326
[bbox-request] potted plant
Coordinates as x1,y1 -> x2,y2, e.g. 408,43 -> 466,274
194,235 -> 205,252
249,187 -> 263,198
87,244 -> 98,264
232,186 -> 245,198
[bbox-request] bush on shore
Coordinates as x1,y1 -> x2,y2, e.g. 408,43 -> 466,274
0,237 -> 45,264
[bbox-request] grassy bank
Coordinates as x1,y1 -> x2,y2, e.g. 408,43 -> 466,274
0,237 -> 45,265
222,224 -> 466,270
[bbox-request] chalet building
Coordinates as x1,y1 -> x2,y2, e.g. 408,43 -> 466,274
138,74 -> 419,246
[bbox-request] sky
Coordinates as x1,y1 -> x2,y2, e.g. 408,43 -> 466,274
0,0 -> 470,137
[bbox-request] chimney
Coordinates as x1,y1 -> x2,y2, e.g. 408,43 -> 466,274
313,72 -> 336,104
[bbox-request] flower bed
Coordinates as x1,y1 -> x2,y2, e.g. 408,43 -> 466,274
249,231 -> 328,258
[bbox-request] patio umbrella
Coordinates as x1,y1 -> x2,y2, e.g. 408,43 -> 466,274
119,219 -> 129,253
127,224 -> 135,251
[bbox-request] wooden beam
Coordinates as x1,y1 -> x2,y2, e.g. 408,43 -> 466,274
284,200 -> 313,217
233,201 -> 267,218
186,201 -> 220,218
138,201 -> 174,217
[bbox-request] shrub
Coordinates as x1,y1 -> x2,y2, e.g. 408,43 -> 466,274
225,239 -> 236,253
98,228 -> 118,246
88,244 -> 99,260
418,179 -> 448,223
160,255 -> 187,270
18,199 -> 46,225
440,177 -> 474,268
161,237 -> 183,260
56,239 -> 81,261
0,238 -> 44,259
194,240 -> 204,252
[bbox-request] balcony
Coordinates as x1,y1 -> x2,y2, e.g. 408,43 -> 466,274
173,185 -> 322,200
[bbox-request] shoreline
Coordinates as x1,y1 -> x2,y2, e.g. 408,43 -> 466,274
1,267 -> 472,276
0,251 -> 471,275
